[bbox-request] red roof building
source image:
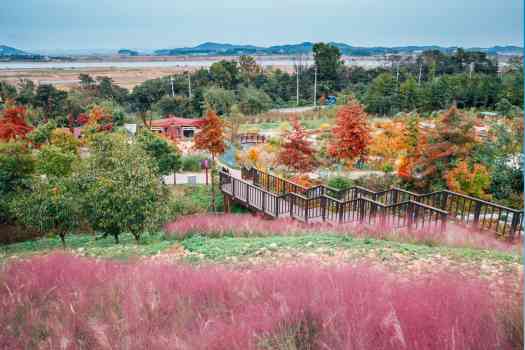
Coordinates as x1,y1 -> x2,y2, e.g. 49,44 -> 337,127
147,116 -> 206,140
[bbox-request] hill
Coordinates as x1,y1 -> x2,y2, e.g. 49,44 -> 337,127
0,45 -> 31,56
154,42 -> 523,57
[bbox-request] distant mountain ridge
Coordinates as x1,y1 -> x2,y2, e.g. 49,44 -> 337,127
155,42 -> 523,56
0,45 -> 31,56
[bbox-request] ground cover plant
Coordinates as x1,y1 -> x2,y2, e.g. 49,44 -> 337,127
0,253 -> 521,349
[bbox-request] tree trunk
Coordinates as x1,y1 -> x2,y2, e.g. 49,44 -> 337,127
211,154 -> 216,212
113,234 -> 120,244
132,232 -> 140,242
59,233 -> 66,249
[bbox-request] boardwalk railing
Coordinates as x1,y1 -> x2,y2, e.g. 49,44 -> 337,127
238,133 -> 266,144
236,167 -> 523,238
221,170 -> 448,233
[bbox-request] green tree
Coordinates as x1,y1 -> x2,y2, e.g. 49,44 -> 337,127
153,95 -> 193,117
80,133 -> 168,242
364,73 -> 399,115
36,144 -> 77,177
15,79 -> 35,105
136,129 -> 181,176
239,55 -> 262,80
11,177 -> 80,247
313,42 -> 343,90
399,76 -> 420,111
203,87 -> 236,115
79,73 -> 96,90
0,142 -> 35,223
209,60 -> 240,90
238,86 -> 272,115
33,84 -> 68,124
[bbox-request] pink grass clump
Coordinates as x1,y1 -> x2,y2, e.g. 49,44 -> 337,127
165,213 -> 519,252
0,253 -> 521,349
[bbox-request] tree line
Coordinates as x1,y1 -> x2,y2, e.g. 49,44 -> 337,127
0,44 -> 522,126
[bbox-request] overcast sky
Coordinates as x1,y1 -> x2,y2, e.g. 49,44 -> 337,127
1,0 -> 523,52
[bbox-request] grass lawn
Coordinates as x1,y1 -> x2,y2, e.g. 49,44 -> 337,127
2,231 -> 520,271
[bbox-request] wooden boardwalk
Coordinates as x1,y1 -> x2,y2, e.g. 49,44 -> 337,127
220,167 -> 524,238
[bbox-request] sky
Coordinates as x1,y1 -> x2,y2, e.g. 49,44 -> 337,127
1,0 -> 523,52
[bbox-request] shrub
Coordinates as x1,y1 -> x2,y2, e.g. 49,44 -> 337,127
327,176 -> 353,190
0,253 -> 519,349
26,119 -> 57,146
180,154 -> 207,172
354,173 -> 401,191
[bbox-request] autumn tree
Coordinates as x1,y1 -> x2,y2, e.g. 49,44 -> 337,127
225,104 -> 244,144
277,116 -> 318,173
368,121 -> 407,169
411,107 -> 476,190
445,161 -> 491,199
0,106 -> 33,141
328,102 -> 371,167
193,109 -> 226,211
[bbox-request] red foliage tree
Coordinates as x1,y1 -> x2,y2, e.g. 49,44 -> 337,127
193,109 -> 226,211
328,102 -> 371,166
0,106 -> 33,141
277,116 -> 318,173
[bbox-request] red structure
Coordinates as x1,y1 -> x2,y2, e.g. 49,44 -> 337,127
147,116 -> 206,141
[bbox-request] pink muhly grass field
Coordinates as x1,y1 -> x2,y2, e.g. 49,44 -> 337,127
0,253 -> 521,349
165,213 -> 519,252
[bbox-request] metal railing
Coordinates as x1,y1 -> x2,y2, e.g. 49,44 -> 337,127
238,133 -> 266,144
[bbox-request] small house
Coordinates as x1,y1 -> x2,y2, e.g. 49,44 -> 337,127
147,116 -> 206,141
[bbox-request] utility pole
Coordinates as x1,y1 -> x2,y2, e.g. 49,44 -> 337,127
170,76 -> 175,97
187,72 -> 192,99
296,66 -> 300,106
418,64 -> 422,86
396,62 -> 400,83
313,66 -> 317,107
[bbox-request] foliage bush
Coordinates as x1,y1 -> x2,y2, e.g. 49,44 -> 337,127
180,154 -> 207,172
26,119 -> 57,146
353,173 -> 401,191
327,176 -> 353,190
0,253 -> 519,349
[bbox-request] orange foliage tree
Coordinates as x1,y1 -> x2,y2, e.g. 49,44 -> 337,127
0,106 -> 33,141
328,102 -> 371,167
193,109 -> 226,211
276,116 -> 318,173
84,106 -> 113,133
411,107 -> 476,190
368,121 -> 407,169
445,161 -> 491,199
